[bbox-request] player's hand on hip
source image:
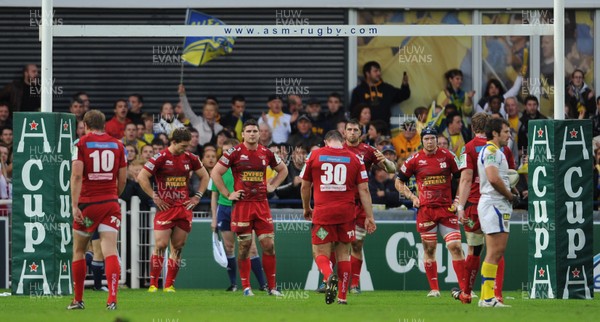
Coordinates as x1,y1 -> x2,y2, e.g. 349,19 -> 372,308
72,207 -> 84,225
411,196 -> 420,208
267,184 -> 277,193
153,194 -> 169,211
184,196 -> 200,210
365,217 -> 377,234
303,208 -> 313,221
228,190 -> 245,201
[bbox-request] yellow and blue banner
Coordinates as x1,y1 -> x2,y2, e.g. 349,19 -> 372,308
182,9 -> 235,66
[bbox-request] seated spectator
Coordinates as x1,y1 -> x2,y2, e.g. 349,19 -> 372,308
336,120 -> 346,136
274,144 -> 307,200
139,144 -> 154,162
178,85 -> 222,145
151,138 -> 166,155
69,97 -> 85,122
0,103 -> 11,129
441,111 -> 471,155
259,95 -> 291,144
437,135 -> 449,150
351,105 -> 371,141
259,122 -> 273,147
476,75 -> 523,117
105,99 -> 131,139
175,100 -> 191,127
286,114 -> 323,148
375,136 -> 391,153
1,127 -> 13,147
381,144 -> 398,180
73,91 -> 91,112
120,159 -> 152,211
215,129 -> 233,157
76,120 -> 85,138
391,120 -> 420,160
122,123 -> 146,153
305,97 -> 327,137
220,95 -> 254,138
366,120 -> 388,146
436,68 -> 474,126
125,144 -> 138,163
153,101 -> 184,138
201,144 -> 217,174
324,92 -> 347,133
517,95 -> 547,153
140,113 -> 155,144
566,69 -> 596,119
369,167 -> 400,208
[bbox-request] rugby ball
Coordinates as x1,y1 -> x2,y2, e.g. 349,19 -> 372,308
508,169 -> 519,188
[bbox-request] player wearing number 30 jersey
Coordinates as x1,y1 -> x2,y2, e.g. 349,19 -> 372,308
300,130 -> 376,305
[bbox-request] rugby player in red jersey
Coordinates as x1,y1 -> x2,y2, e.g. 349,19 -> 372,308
211,119 -> 288,296
301,130 -> 376,304
452,113 -> 516,304
138,127 -> 210,293
343,119 -> 395,293
395,127 -> 466,297
68,110 -> 127,310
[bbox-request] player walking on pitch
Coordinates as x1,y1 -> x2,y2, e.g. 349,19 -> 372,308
138,127 -> 210,293
395,127 -> 466,297
301,130 -> 376,304
211,119 -> 288,296
474,118 -> 516,308
68,110 -> 127,310
343,119 -> 395,293
452,113 -> 516,304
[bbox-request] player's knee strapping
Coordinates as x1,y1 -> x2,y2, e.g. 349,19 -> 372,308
465,231 -> 484,247
420,232 -> 437,242
354,226 -> 366,240
443,231 -> 462,245
237,234 -> 252,242
257,233 -> 274,241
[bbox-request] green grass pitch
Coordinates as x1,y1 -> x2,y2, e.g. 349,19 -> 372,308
0,289 -> 597,322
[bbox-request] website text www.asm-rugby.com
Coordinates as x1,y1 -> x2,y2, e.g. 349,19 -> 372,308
223,26 -> 378,37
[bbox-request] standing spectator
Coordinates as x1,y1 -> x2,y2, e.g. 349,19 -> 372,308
352,105 -> 372,141
0,64 -> 40,113
69,98 -> 85,122
476,75 -> 523,116
566,69 -> 596,119
151,138 -> 165,155
138,127 -> 210,293
324,92 -> 347,133
274,144 -> 308,200
366,120 -> 388,146
105,99 -> 131,139
153,101 -> 184,138
127,94 -> 144,125
125,144 -> 138,163
178,85 -> 223,145
259,95 -> 292,144
220,95 -> 254,138
0,127 -> 13,147
286,94 -> 303,135
350,61 -> 410,123
139,144 -> 154,162
437,69 -> 475,125
369,167 -> 400,208
76,120 -> 85,138
73,92 -> 91,112
0,103 -> 12,128
122,123 -> 146,153
286,114 -> 322,148
211,119 -> 289,296
517,95 -> 547,153
67,110 -> 127,310
174,101 -> 191,127
391,120 -> 420,160
140,113 -> 155,144
442,112 -> 471,156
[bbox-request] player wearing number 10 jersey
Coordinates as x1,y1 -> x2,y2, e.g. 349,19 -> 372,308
300,130 -> 376,305
68,110 -> 128,310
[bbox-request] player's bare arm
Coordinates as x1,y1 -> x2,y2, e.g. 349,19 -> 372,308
184,167 -> 209,210
267,161 -> 288,193
117,167 -> 127,197
300,179 -> 313,220
484,166 -> 514,201
137,168 -> 169,211
394,178 -> 419,207
357,182 -> 376,234
457,168 -> 473,224
374,149 -> 396,173
210,191 -> 218,231
70,160 -> 84,225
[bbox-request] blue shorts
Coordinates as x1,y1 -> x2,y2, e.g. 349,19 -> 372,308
217,205 -> 232,231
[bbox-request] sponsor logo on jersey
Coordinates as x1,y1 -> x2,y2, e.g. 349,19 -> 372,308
422,175 -> 446,186
184,164 -> 190,170
219,156 -> 230,165
145,161 -> 155,171
165,176 -> 187,187
320,184 -> 347,192
418,221 -> 435,228
318,155 -> 350,163
360,170 -> 368,179
88,173 -> 113,180
242,170 -> 263,182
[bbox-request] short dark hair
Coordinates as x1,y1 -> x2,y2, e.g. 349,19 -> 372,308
362,61 -> 381,78
113,99 -> 127,110
70,98 -> 84,107
171,127 -> 192,143
345,118 -> 361,129
368,120 -> 388,136
242,118 -> 259,131
485,117 -> 510,140
324,130 -> 344,142
445,111 -> 461,126
444,69 -> 463,80
83,110 -> 105,131
188,127 -> 199,134
231,95 -> 245,104
130,94 -> 144,104
73,92 -> 88,101
328,92 -> 342,101
524,95 -> 539,106
151,138 -> 165,147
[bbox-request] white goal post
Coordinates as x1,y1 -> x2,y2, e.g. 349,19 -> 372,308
39,0 -> 565,119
